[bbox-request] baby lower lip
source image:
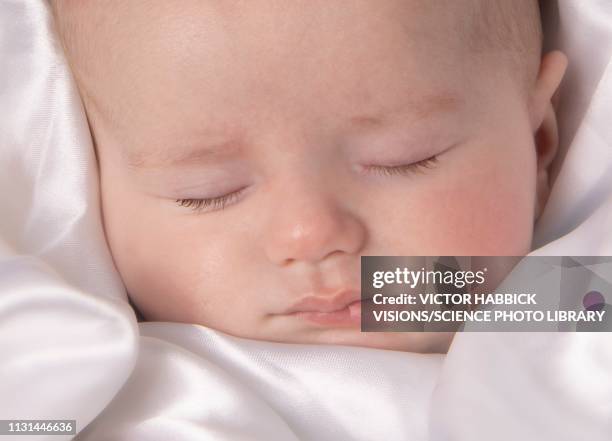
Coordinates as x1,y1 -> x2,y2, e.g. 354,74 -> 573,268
291,300 -> 362,326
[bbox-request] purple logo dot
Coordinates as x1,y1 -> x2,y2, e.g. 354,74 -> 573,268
583,291 -> 605,311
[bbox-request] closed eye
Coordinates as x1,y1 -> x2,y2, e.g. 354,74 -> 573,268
363,155 -> 439,176
176,188 -> 245,213
176,155 -> 440,213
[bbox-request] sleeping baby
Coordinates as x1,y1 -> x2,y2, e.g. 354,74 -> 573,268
49,0 -> 567,354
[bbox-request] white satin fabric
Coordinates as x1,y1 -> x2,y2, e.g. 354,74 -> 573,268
0,1 -> 611,440
76,323 -> 442,440
1,1 -> 138,440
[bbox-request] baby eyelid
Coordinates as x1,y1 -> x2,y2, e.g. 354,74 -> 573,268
363,155 -> 440,176
176,188 -> 245,213
175,154 -> 441,213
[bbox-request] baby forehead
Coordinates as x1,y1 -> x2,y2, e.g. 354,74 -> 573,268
51,0 -> 484,59
52,0 -> 540,81
51,0 -> 503,111
50,0 -> 537,138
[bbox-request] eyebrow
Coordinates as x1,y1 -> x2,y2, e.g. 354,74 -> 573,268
126,138 -> 244,169
127,92 -> 464,169
348,93 -> 464,129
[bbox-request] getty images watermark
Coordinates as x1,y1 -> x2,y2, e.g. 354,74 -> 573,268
360,256 -> 612,332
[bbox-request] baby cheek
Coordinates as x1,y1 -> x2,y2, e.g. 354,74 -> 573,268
134,236 -> 222,321
100,193 -> 206,321
397,148 -> 536,256
441,163 -> 534,255
104,195 -> 256,327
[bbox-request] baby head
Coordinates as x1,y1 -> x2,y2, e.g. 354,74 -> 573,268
51,0 -> 566,352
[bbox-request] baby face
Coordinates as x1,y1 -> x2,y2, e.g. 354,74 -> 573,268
56,0 -> 565,352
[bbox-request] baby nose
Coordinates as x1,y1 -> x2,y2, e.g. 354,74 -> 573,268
264,188 -> 367,266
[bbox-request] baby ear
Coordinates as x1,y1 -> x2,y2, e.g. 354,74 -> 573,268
528,50 -> 568,220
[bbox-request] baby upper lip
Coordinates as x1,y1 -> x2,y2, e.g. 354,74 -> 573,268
285,290 -> 362,314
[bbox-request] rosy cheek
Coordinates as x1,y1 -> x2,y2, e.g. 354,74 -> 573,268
432,183 -> 532,254
429,152 -> 536,255
385,142 -> 537,256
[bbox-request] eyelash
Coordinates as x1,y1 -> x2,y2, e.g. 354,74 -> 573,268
363,155 -> 440,176
176,155 -> 439,213
176,189 -> 244,213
